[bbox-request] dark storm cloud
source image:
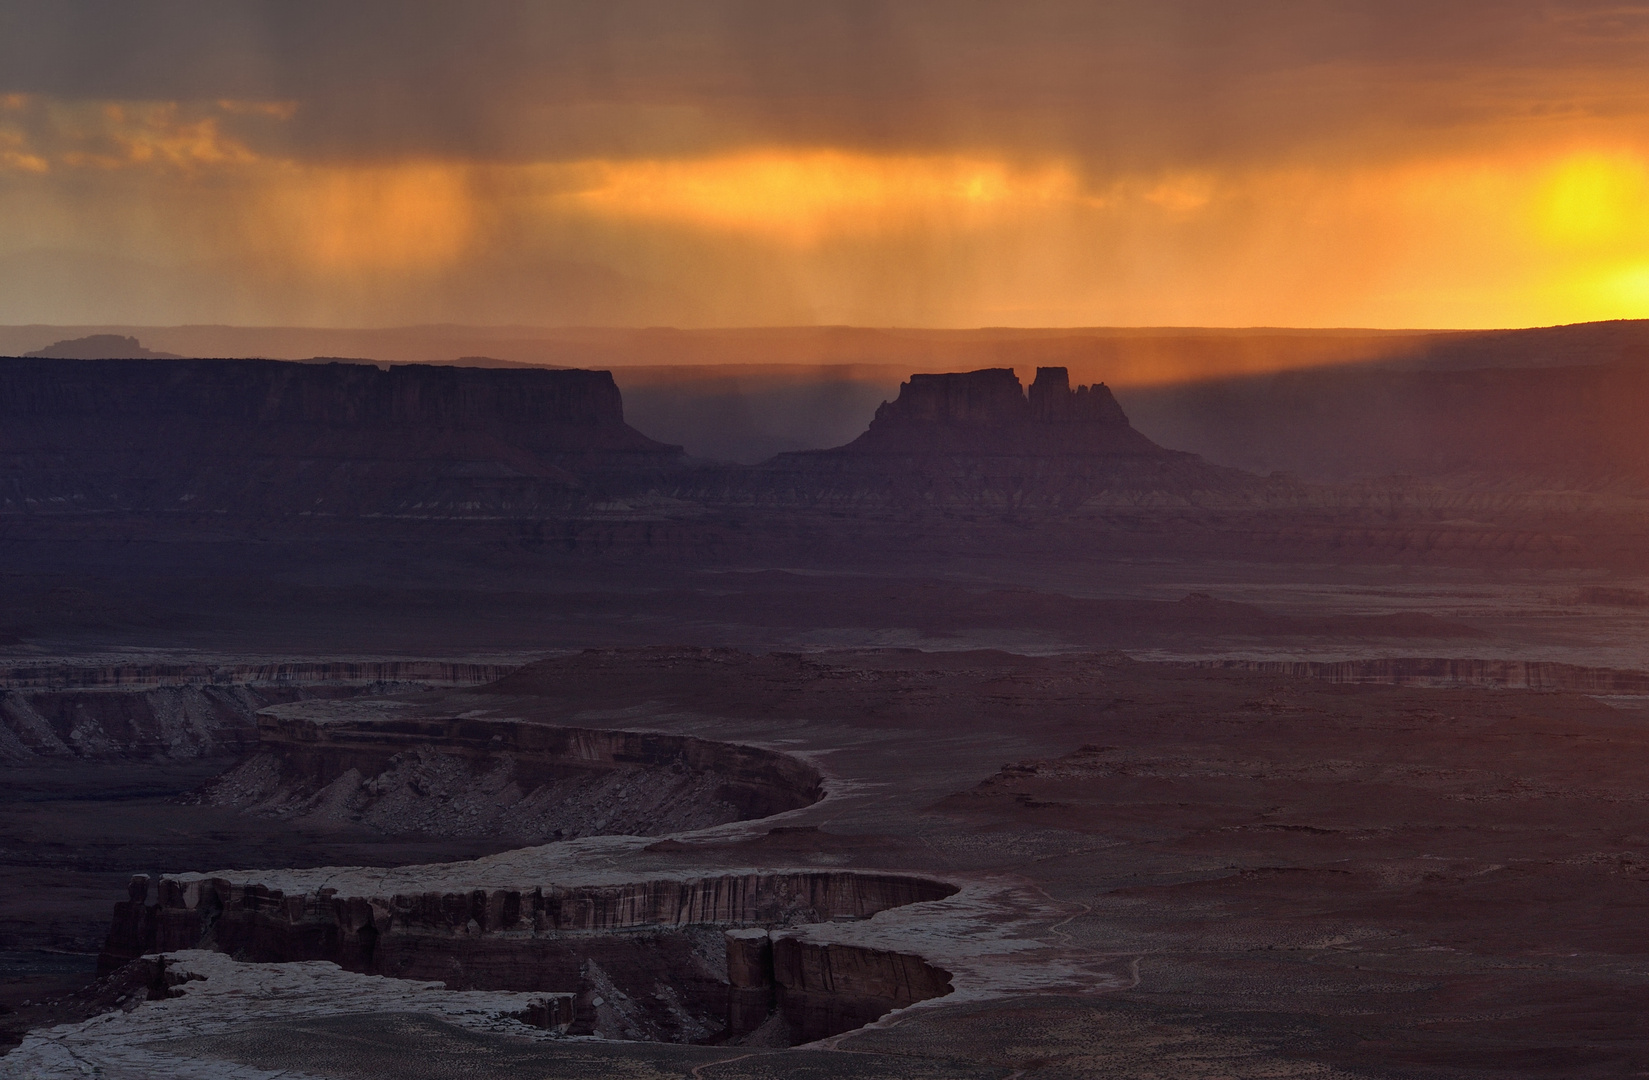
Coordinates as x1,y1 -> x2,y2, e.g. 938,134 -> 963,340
5,1 -> 1649,167
5,0 -> 1649,331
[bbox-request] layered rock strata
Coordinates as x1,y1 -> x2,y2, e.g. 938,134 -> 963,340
100,870 -> 958,1044
0,663 -> 517,763
2,949 -> 576,1079
8,354 -> 1644,567
200,708 -> 825,842
715,366 -> 1263,513
852,367 -> 1150,453
0,357 -> 683,519
0,660 -> 517,691
721,926 -> 956,1044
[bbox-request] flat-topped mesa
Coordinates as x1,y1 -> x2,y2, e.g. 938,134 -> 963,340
0,357 -> 685,519
731,365 -> 1265,514
0,358 -> 669,453
871,368 -> 1028,427
842,366 -> 1158,455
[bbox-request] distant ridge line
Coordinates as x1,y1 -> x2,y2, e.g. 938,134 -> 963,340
1203,657 -> 1649,693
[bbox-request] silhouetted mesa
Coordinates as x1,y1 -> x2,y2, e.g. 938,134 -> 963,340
842,367 -> 1155,454
0,357 -> 683,520
746,366 -> 1258,511
23,335 -> 183,360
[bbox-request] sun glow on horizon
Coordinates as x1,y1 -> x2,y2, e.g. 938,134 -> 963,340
1540,152 -> 1649,260
2,91 -> 1649,328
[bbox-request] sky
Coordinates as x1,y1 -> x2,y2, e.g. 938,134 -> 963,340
2,1 -> 1649,330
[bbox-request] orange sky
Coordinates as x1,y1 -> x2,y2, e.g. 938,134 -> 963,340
2,2 -> 1648,329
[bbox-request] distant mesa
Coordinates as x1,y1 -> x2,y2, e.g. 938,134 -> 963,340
875,367 -> 1126,426
743,366 -> 1258,513
23,334 -> 182,360
820,366 -> 1161,456
452,355 -> 556,369
0,354 -> 1255,535
0,357 -> 683,521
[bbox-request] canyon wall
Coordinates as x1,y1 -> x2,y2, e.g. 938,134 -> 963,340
100,870 -> 957,1043
89,699 -> 933,1045
0,661 -> 517,691
770,935 -> 952,1044
1,683 -> 287,763
0,358 -> 649,446
694,366 -> 1260,514
198,710 -> 825,842
0,357 -> 684,520
0,665 -> 517,763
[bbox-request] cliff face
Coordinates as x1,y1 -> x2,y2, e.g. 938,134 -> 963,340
0,358 -> 1275,550
713,366 -> 1262,513
0,663 -> 518,764
99,871 -> 957,1043
0,357 -> 646,440
0,660 -> 517,692
846,367 -> 1155,454
200,710 -> 825,843
0,357 -> 684,520
4,355 -> 1630,570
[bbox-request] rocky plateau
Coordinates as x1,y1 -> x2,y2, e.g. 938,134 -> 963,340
7,332 -> 1649,1076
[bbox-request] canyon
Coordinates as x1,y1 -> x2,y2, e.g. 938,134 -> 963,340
6,328 -> 1649,1076
99,867 -> 956,1045
17,649 -> 1649,1076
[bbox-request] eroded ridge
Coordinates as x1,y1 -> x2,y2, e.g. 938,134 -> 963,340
102,871 -> 959,1045
0,662 -> 521,764
204,710 -> 826,842
90,708 -> 959,1046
